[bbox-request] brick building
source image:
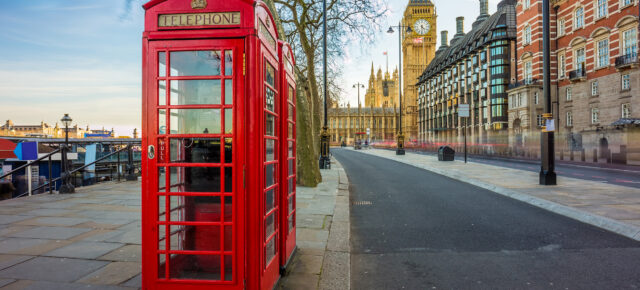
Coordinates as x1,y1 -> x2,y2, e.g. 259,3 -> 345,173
508,0 -> 639,164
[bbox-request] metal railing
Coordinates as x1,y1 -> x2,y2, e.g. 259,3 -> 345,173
615,53 -> 638,68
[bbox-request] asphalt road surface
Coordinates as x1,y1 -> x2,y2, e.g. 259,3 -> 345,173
332,148 -> 640,290
406,149 -> 640,189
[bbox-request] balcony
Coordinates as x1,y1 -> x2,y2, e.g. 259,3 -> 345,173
615,53 -> 638,69
568,69 -> 586,82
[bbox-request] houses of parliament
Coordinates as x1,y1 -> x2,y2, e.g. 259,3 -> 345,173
328,0 -> 437,144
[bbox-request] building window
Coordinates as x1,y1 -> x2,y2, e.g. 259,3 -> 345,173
622,74 -> 631,90
592,81 -> 599,96
575,47 -> 586,72
525,61 -> 533,83
622,28 -> 638,56
596,0 -> 608,19
596,39 -> 609,68
566,111 -> 573,127
558,18 -> 566,36
575,7 -> 584,29
622,103 -> 631,118
558,53 -> 566,77
534,92 -> 539,105
591,107 -> 600,124
566,87 -> 572,101
537,114 -> 544,126
524,25 -> 532,45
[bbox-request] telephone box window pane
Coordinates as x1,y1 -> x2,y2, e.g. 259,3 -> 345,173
158,195 -> 166,221
159,81 -> 166,106
158,167 -> 166,191
170,138 -> 220,163
223,196 -> 233,222
169,196 -> 221,222
169,225 -> 221,251
265,139 -> 275,162
170,51 -> 221,76
265,164 -> 276,188
170,167 -> 221,192
265,213 -> 276,239
265,87 -> 276,112
224,79 -> 233,105
168,254 -> 221,280
224,51 -> 233,76
264,235 -> 276,266
170,109 -> 220,134
159,109 -> 167,134
224,138 -> 232,163
224,255 -> 233,281
159,52 -> 166,77
265,188 -> 275,213
224,167 -> 232,193
265,62 -> 275,87
225,109 -> 232,134
265,115 -> 276,136
170,80 -> 221,105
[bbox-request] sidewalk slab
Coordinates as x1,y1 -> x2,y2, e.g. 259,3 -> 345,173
355,148 -> 640,241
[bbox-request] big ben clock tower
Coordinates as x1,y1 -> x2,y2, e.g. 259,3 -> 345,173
401,0 -> 436,140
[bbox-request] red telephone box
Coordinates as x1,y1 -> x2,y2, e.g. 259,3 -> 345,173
141,0 -> 295,289
277,41 -> 296,271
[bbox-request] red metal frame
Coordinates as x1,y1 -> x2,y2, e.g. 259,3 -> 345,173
141,1 -> 291,289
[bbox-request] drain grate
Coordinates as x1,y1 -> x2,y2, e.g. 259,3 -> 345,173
352,200 -> 373,206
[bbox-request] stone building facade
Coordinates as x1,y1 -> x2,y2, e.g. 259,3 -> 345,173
417,0 -> 518,147
509,0 -> 639,164
328,104 -> 399,145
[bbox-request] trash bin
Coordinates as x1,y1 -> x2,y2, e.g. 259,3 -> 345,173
438,146 -> 455,161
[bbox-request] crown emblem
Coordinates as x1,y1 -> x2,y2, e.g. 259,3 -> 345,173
191,0 -> 207,9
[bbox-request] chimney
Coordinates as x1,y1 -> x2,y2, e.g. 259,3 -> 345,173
456,17 -> 465,35
441,31 -> 449,47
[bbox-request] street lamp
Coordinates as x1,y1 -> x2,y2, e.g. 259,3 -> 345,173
387,23 -> 412,155
59,113 -> 75,193
353,83 -> 365,149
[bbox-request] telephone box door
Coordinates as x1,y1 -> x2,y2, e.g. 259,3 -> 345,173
143,38 -> 245,289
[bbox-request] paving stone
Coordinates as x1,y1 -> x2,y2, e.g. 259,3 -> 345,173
45,241 -> 124,259
8,226 -> 92,240
77,261 -> 141,285
0,255 -> 33,271
18,217 -> 91,227
98,245 -> 141,262
0,257 -> 108,282
0,215 -> 33,225
121,273 -> 141,288
0,238 -> 50,254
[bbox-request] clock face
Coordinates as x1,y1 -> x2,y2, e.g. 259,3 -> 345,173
414,19 -> 430,35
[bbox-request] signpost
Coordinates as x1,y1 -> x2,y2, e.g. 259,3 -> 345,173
458,104 -> 470,163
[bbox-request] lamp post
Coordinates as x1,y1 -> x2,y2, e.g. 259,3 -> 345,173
319,0 -> 331,169
353,82 -> 365,149
59,113 -> 75,193
540,0 -> 556,185
387,22 -> 413,155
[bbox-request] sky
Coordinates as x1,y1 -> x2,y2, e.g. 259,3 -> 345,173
0,0 -> 500,136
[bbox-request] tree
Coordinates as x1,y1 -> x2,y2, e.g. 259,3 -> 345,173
273,0 -> 388,186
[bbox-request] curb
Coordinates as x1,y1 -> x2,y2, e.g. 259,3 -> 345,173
352,148 -> 640,242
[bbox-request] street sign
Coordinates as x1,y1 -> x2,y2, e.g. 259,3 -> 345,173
13,142 -> 38,161
458,104 -> 470,118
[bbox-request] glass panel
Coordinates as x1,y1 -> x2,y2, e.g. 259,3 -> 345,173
170,167 -> 221,193
169,196 -> 221,222
168,254 -> 221,280
225,109 -> 232,134
224,196 -> 233,222
170,138 -> 221,163
264,235 -> 276,266
265,213 -> 276,239
265,139 -> 275,161
265,114 -> 276,136
170,51 -> 221,76
225,79 -> 233,105
170,109 -> 220,134
224,51 -> 233,76
170,225 -> 221,251
224,255 -> 233,281
224,167 -> 233,193
159,225 -> 166,250
159,109 -> 167,134
158,167 -> 166,191
159,81 -> 166,106
159,52 -> 166,77
170,80 -> 221,105
265,87 -> 276,112
224,138 -> 232,163
265,62 -> 275,86
265,188 -> 276,214
158,195 -> 166,221
265,164 -> 276,188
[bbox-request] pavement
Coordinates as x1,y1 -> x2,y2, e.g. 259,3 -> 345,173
351,147 -> 640,241
0,157 -> 350,290
278,157 -> 351,290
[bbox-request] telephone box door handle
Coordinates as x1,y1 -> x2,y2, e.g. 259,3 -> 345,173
148,145 -> 155,160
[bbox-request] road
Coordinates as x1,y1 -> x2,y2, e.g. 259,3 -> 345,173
332,148 -> 640,289
405,149 -> 640,188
